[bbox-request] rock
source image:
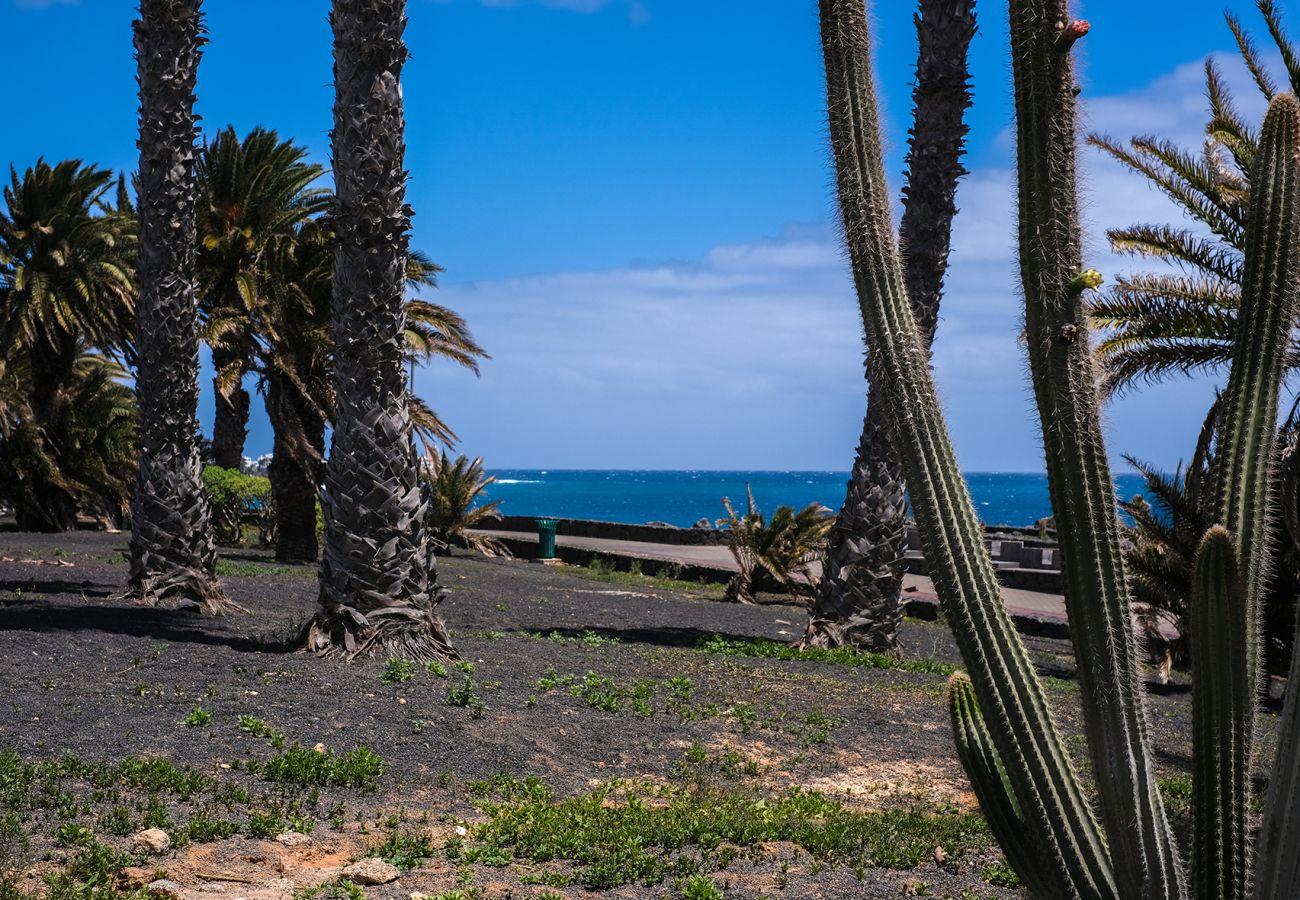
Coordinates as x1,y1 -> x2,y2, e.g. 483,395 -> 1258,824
312,743 -> 327,753
132,828 -> 171,854
275,831 -> 311,847
692,518 -> 713,530
119,867 -> 154,888
146,879 -> 184,898
932,845 -> 947,864
341,859 -> 400,885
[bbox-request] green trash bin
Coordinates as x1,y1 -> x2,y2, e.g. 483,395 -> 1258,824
535,517 -> 560,560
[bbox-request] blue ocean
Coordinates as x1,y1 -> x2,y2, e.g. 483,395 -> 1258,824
483,470 -> 1150,529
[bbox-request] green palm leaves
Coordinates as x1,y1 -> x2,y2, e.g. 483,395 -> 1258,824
422,451 -> 509,558
0,160 -> 137,531
719,486 -> 832,603
1088,1 -> 1300,397
196,126 -> 329,468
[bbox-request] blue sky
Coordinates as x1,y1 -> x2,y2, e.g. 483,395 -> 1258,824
3,0 -> 1269,470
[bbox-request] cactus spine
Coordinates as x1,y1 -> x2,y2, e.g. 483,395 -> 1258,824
1007,2 -> 1183,895
818,1 -> 1115,895
817,1 -> 1300,898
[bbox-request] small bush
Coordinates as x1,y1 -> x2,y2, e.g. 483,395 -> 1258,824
380,658 -> 416,684
184,707 -> 212,728
262,745 -> 384,790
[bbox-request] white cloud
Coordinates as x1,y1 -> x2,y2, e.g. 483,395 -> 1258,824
416,49 -> 1272,472
429,0 -> 648,21
12,0 -> 78,7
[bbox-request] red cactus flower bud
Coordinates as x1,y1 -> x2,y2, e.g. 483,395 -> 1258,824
1058,19 -> 1090,49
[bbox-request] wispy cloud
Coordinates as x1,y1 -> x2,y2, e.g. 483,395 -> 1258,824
430,0 -> 648,22
417,50 -> 1271,471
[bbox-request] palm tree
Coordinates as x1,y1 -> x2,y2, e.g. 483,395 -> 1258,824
306,0 -> 456,661
0,160 -> 136,530
196,126 -> 329,469
422,451 -> 509,558
239,217 -> 486,563
1087,0 -> 1299,394
719,486 -> 833,604
128,0 -> 226,611
802,0 -> 977,653
0,349 -> 138,531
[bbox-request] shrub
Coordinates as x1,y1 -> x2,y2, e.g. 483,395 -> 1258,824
201,465 -> 275,546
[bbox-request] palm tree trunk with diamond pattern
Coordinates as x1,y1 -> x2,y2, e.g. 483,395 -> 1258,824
305,0 -> 456,662
802,0 -> 975,652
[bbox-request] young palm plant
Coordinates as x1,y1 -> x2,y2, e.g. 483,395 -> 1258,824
421,451 -> 508,558
718,486 -> 832,604
805,0 -> 976,656
818,0 -> 1300,897
128,0 -> 228,611
307,0 -> 456,661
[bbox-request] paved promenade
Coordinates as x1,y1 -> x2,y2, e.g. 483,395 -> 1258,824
476,528 -> 1071,624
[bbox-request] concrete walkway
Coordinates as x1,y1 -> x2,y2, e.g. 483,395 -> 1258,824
475,528 -> 1071,625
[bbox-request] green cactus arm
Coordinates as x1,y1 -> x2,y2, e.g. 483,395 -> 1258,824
948,674 -> 1069,898
1254,613 -> 1300,899
1212,93 -> 1300,657
1188,528 -> 1250,900
1008,3 -> 1184,896
818,1 -> 1115,896
1240,92 -> 1300,900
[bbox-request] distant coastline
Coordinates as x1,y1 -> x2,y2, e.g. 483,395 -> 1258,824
482,469 -> 1149,529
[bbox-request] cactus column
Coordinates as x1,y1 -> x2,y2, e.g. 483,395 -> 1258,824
1008,4 -> 1183,897
817,1 -> 1116,895
1225,91 -> 1300,900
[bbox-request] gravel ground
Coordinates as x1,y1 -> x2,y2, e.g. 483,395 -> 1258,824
0,530 -> 1255,900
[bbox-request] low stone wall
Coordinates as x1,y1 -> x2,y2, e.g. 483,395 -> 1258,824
492,515 -> 730,546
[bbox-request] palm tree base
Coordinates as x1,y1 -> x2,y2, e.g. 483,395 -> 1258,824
800,593 -> 904,656
303,600 -> 458,663
122,566 -> 238,615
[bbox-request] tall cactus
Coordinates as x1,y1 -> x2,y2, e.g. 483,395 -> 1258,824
1008,2 -> 1182,894
816,1 -> 1300,898
818,1 -> 1115,895
1244,91 -> 1300,900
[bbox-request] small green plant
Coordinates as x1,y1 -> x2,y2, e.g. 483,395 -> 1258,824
261,745 -> 384,790
696,635 -> 955,675
447,675 -> 486,719
422,451 -> 510,557
717,486 -> 832,603
183,707 -> 212,728
293,880 -> 365,900
427,660 -> 449,678
380,658 -> 416,684
681,875 -> 725,899
369,828 -> 436,870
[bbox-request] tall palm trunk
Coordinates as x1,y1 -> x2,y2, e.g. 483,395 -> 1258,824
211,343 -> 250,470
305,0 -> 456,661
267,375 -> 324,563
802,0 -> 975,653
127,0 -> 225,611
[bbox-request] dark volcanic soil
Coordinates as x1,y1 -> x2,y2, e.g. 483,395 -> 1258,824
0,531 -> 1251,899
